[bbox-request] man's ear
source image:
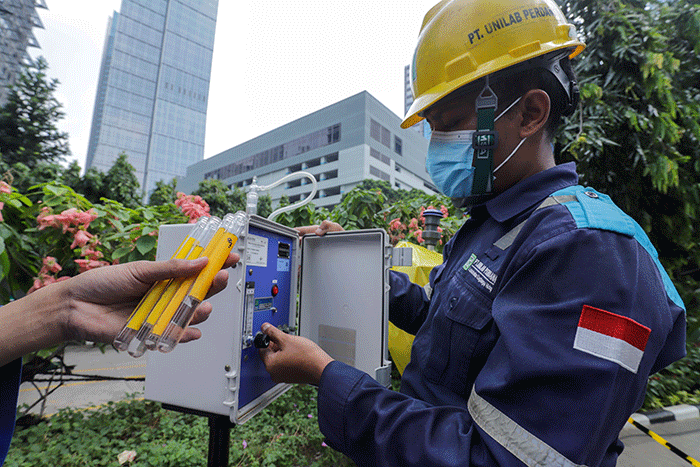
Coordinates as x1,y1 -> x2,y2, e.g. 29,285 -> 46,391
519,89 -> 550,138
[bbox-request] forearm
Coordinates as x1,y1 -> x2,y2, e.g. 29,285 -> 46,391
389,271 -> 429,334
0,280 -> 69,367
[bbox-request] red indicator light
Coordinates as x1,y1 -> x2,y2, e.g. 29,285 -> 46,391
271,284 -> 279,296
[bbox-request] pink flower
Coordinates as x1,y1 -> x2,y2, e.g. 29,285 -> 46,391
440,205 -> 449,218
26,274 -> 69,294
26,278 -> 43,294
75,259 -> 110,273
37,207 -> 59,230
408,218 -> 419,229
0,182 -> 11,194
242,440 -> 248,449
175,192 -> 210,223
70,229 -> 94,249
42,256 -> 62,274
415,229 -> 424,244
73,208 -> 98,228
389,218 -> 402,231
81,246 -> 104,261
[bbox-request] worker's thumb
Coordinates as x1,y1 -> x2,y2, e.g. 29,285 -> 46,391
261,322 -> 284,346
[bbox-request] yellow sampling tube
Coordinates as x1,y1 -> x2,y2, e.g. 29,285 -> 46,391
157,211 -> 247,353
113,216 -> 210,351
126,216 -> 222,358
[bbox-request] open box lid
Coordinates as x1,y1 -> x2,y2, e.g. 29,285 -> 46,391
298,229 -> 392,386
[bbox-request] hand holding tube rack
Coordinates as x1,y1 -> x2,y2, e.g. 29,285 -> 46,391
114,212 -> 247,357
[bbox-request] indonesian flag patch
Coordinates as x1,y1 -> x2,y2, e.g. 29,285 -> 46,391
573,305 -> 651,374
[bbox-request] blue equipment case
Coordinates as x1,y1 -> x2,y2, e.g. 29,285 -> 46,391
145,215 -> 391,424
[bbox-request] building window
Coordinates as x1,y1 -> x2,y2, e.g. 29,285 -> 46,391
370,119 -> 381,141
204,123 -> 341,180
370,148 -> 390,165
370,165 -> 390,182
370,118 -> 392,148
394,136 -> 402,156
381,127 -> 391,148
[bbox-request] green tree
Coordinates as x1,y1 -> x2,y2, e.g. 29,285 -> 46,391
149,177 -> 178,206
74,167 -> 106,204
61,161 -> 82,190
257,193 -> 273,218
557,0 -> 700,320
102,153 -> 142,209
0,57 -> 69,168
192,178 -> 245,217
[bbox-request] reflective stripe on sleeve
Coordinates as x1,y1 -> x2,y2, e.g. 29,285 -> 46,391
494,195 -> 578,250
467,387 -> 589,467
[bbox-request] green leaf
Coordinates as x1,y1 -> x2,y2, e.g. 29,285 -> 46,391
112,246 -> 134,259
0,238 -> 8,283
135,235 -> 157,255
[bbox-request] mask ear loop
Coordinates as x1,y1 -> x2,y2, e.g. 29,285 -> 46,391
494,137 -> 527,173
495,96 -> 522,122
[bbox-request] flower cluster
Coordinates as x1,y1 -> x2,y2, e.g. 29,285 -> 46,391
26,256 -> 70,294
175,192 -> 210,223
30,206 -> 110,291
0,181 -> 11,222
37,207 -> 98,233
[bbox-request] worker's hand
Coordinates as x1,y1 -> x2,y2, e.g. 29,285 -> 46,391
295,219 -> 344,237
258,322 -> 334,385
60,254 -> 239,345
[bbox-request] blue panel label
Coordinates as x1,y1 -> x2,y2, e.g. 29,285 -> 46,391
277,258 -> 290,272
254,297 -> 273,312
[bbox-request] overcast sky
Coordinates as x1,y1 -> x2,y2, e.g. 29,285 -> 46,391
30,0 -> 438,170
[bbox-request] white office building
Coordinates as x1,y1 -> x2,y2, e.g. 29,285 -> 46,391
179,91 -> 436,210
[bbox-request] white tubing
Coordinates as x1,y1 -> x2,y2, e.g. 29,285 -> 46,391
253,171 -> 317,222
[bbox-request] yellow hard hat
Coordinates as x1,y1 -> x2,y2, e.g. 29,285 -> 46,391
402,0 -> 585,129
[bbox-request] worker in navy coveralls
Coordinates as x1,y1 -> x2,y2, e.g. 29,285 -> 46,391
0,256 -> 238,464
259,0 -> 687,465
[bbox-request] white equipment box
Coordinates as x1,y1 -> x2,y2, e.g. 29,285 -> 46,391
145,215 -> 392,423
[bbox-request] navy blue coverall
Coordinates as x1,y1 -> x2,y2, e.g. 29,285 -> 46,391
317,162 -> 686,467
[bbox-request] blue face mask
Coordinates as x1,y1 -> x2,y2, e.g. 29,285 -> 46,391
426,130 -> 476,198
425,96 -> 523,199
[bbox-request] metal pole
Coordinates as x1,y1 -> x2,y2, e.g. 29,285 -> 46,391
208,415 -> 232,467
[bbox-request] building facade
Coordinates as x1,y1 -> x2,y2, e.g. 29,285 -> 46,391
179,91 -> 436,210
403,64 -> 430,139
86,0 -> 218,196
0,0 -> 46,106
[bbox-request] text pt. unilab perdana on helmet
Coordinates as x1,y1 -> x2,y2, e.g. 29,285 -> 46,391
401,0 -> 586,129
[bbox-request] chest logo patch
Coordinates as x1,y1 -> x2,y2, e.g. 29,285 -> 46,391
463,254 -> 497,292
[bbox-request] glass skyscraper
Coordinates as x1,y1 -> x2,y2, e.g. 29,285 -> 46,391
0,0 -> 47,106
86,0 -> 218,197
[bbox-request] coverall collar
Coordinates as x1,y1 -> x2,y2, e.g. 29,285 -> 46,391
483,162 -> 579,223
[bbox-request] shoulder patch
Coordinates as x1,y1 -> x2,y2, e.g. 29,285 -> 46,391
552,186 -> 635,237
551,186 -> 685,311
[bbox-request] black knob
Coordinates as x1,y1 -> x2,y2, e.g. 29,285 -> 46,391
253,332 -> 270,349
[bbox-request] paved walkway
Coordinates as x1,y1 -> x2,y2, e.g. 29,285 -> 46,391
17,344 -> 145,416
16,345 -> 700,466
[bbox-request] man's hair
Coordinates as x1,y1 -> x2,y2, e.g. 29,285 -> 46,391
492,54 -> 577,138
440,51 -> 578,139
